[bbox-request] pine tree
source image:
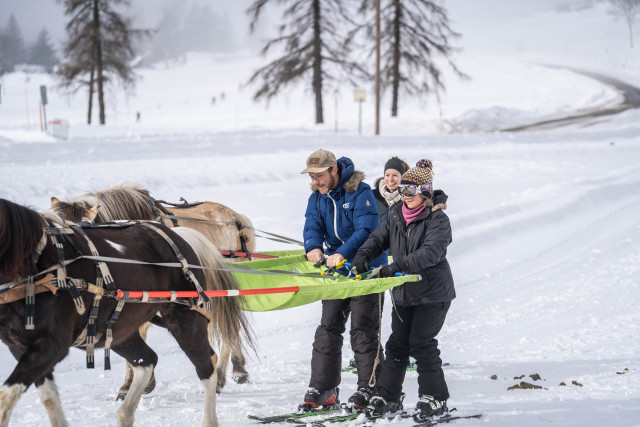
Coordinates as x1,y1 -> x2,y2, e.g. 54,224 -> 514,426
146,2 -> 186,66
0,14 -> 28,73
57,0 -> 149,125
29,28 -> 58,73
351,0 -> 466,117
247,0 -> 366,124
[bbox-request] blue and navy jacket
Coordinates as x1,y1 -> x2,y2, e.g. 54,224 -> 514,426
303,157 -> 387,269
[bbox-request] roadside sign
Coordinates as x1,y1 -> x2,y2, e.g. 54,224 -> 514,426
354,89 -> 366,102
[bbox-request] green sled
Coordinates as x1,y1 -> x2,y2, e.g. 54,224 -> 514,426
231,250 -> 417,312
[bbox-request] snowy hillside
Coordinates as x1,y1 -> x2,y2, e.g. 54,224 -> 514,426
1,1 -> 640,426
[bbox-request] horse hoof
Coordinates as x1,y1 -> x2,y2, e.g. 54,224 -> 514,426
143,376 -> 156,394
116,392 -> 127,401
233,373 -> 250,384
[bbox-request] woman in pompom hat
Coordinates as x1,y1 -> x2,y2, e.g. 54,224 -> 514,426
372,156 -> 410,224
351,159 -> 455,421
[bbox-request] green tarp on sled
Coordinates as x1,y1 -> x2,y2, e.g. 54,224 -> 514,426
231,252 -> 418,312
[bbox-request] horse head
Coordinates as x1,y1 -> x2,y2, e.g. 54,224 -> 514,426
51,196 -> 101,223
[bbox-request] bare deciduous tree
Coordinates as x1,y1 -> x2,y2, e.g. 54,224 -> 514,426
609,0 -> 640,48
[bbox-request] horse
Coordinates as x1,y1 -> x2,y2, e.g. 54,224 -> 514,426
50,184 -> 255,397
0,198 -> 253,426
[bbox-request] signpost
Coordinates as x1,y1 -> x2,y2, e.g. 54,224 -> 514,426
354,89 -> 366,135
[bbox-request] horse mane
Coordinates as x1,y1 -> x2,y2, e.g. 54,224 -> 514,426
63,184 -> 156,223
0,199 -> 48,280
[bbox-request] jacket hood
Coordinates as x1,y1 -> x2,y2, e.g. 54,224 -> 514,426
432,189 -> 448,212
310,156 -> 364,193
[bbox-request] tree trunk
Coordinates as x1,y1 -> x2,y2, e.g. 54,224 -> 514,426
87,64 -> 95,124
375,0 -> 381,134
391,0 -> 401,117
93,0 -> 106,125
312,0 -> 324,124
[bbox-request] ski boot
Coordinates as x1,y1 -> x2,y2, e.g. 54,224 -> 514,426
364,393 -> 405,417
298,387 -> 340,412
413,394 -> 448,422
347,386 -> 372,409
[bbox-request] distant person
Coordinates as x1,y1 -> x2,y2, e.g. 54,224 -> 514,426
372,156 -> 410,224
136,111 -> 141,122
220,91 -> 226,101
351,159 -> 456,422
211,96 -> 216,105
300,149 -> 387,410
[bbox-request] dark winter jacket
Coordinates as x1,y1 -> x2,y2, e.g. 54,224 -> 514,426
372,177 -> 403,224
355,190 -> 455,306
303,157 -> 387,268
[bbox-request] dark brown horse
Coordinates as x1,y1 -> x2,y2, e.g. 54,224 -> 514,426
51,184 -> 254,397
0,198 -> 252,426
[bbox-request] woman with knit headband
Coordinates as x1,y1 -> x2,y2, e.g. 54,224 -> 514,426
351,159 -> 456,422
372,156 -> 410,225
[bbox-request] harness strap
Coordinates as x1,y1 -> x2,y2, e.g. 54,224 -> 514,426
25,277 -> 35,330
69,224 -> 119,369
85,292 -> 102,369
235,219 -> 252,258
139,222 -> 211,310
48,228 -> 86,315
72,226 -> 116,292
103,300 -> 125,370
154,213 -> 304,246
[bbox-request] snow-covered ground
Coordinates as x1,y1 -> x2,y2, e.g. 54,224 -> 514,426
1,1 -> 640,426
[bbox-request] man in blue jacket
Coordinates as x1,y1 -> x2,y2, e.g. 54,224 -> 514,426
300,149 -> 387,410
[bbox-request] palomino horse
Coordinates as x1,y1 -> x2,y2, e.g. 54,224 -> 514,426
0,198 -> 252,426
51,184 -> 255,397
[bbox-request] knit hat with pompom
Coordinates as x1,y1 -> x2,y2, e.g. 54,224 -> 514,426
401,159 -> 434,198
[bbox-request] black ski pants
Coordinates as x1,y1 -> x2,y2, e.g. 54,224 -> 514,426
309,292 -> 384,391
373,301 -> 450,402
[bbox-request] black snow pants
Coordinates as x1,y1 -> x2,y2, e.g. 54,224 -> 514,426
309,292 -> 384,391
373,301 -> 450,402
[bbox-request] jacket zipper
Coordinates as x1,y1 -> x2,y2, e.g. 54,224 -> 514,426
327,193 -> 344,244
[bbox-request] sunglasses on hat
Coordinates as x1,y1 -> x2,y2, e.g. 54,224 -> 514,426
398,184 -> 430,197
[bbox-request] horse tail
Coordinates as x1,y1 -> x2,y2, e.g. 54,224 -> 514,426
172,227 -> 255,358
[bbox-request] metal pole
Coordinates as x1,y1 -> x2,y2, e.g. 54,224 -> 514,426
375,0 -> 381,135
24,82 -> 30,131
42,103 -> 48,131
335,91 -> 339,133
359,101 -> 362,135
116,286 -> 301,300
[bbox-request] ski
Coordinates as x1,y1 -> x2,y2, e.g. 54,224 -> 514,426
289,411 -> 410,426
248,405 -> 342,424
412,413 -> 483,426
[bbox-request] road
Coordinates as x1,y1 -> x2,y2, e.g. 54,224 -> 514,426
502,67 -> 640,131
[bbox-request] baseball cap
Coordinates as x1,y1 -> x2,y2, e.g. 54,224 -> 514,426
300,149 -> 337,174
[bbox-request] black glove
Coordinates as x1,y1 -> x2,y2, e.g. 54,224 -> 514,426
378,263 -> 400,278
351,256 -> 370,274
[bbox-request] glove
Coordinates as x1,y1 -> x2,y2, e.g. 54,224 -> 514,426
351,256 -> 370,274
378,263 -> 400,278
